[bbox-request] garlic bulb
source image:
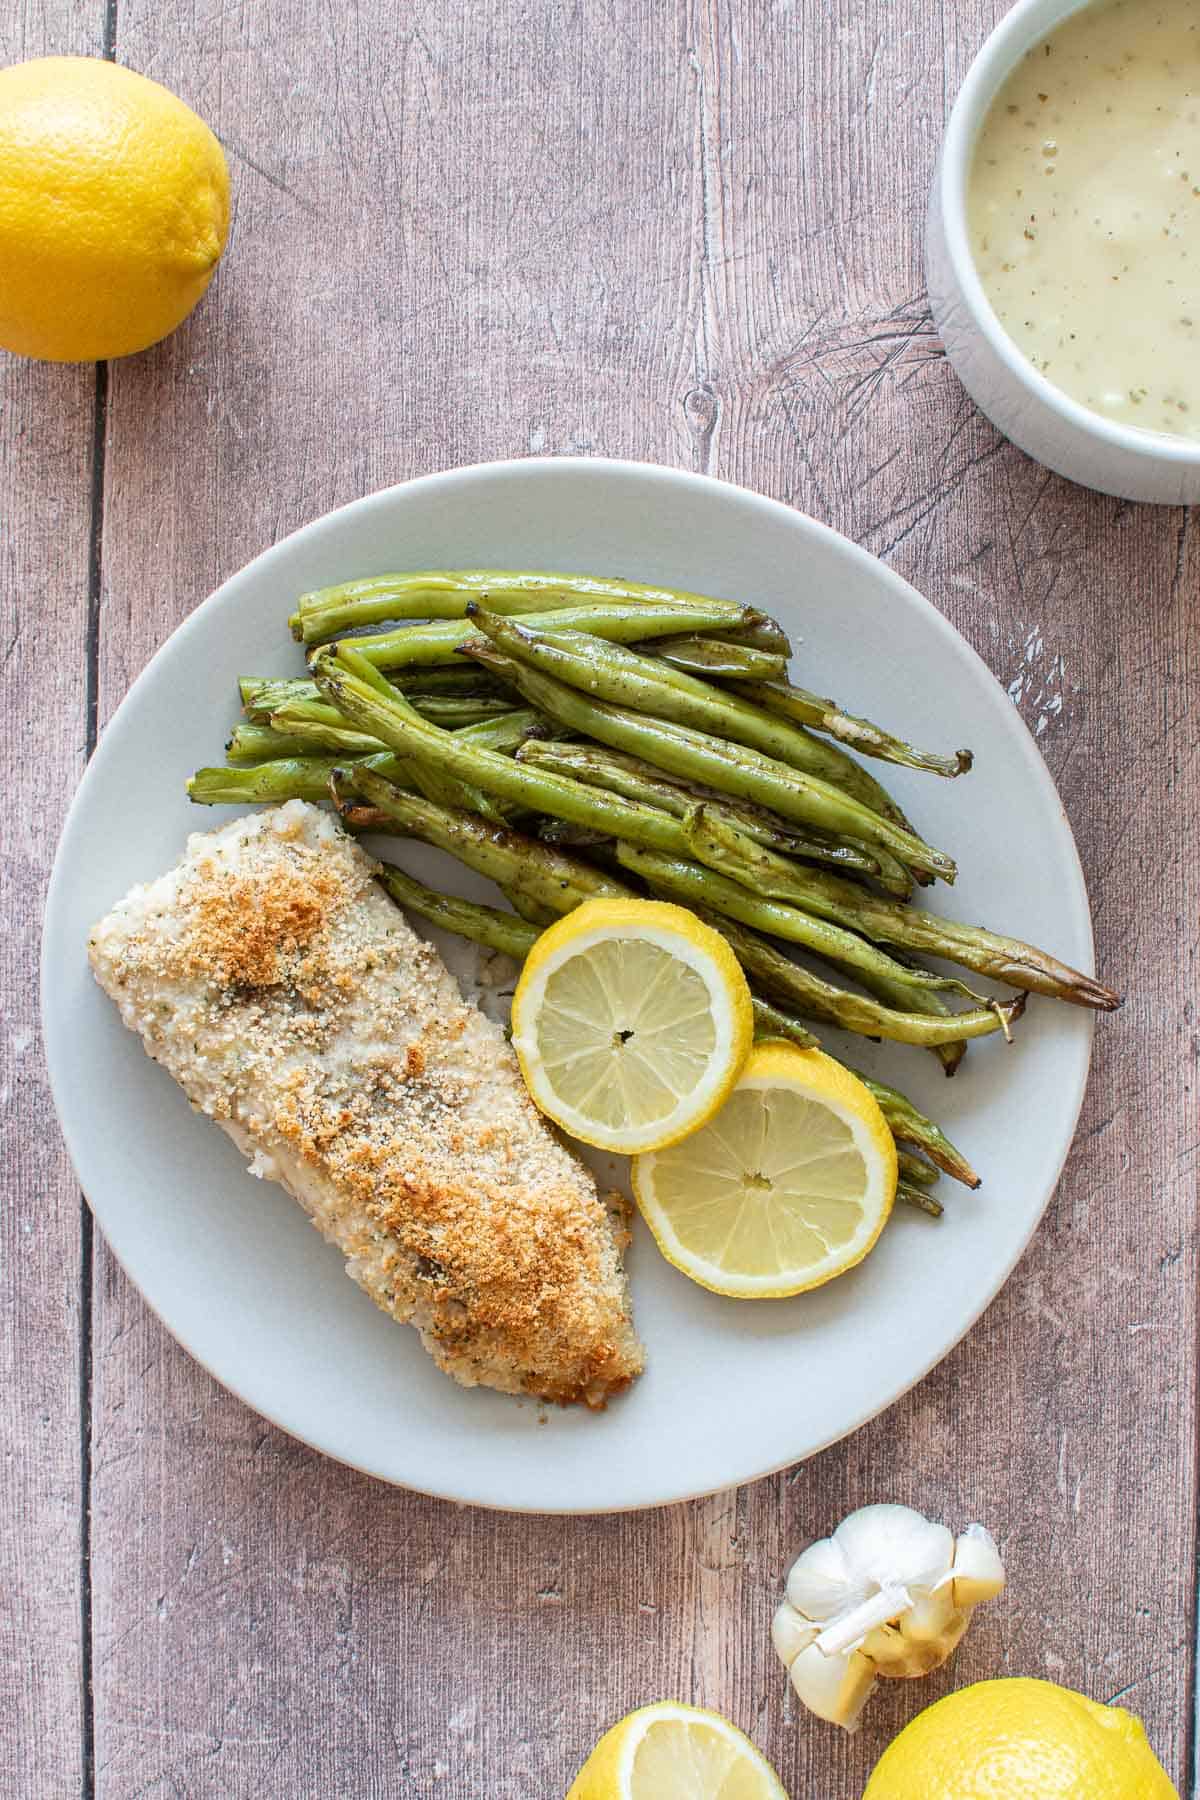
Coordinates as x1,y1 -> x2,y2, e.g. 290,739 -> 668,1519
772,1505 -> 1005,1732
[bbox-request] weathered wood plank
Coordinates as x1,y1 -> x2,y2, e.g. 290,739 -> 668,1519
694,1 -> 1198,1790
0,9 -> 107,1793
75,1 -> 1197,1797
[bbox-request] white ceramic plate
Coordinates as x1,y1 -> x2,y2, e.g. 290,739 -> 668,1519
42,458 -> 1095,1513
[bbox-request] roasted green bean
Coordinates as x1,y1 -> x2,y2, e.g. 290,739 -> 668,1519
464,647 -> 958,884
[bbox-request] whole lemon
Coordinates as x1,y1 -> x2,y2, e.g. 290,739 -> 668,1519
863,1678 -> 1178,1800
0,56 -> 229,361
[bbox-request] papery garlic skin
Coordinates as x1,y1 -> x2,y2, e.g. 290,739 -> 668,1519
773,1505 -> 1005,1732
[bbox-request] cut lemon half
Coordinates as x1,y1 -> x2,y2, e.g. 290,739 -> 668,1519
631,1042 -> 897,1297
566,1701 -> 789,1800
510,899 -> 753,1154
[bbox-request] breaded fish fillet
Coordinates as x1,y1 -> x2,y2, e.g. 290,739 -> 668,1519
88,800 -> 644,1406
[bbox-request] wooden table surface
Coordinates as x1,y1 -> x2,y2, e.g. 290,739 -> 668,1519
3,1 -> 1197,1795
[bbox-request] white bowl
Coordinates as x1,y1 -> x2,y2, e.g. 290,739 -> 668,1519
926,0 -> 1200,505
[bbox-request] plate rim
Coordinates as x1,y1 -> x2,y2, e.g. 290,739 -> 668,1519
41,455 -> 1096,1513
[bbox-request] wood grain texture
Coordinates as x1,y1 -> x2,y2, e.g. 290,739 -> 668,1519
7,0 -> 1194,1794
0,7 -> 106,1794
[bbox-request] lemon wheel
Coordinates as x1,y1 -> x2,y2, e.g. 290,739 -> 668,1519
632,1042 -> 896,1297
510,899 -> 754,1154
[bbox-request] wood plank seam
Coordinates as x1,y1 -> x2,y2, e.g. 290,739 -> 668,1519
78,353 -> 109,1800
80,9 -> 118,1792
80,327 -> 109,1800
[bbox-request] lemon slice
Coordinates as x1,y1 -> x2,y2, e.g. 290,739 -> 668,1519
510,898 -> 753,1154
631,1042 -> 897,1297
567,1701 -> 788,1799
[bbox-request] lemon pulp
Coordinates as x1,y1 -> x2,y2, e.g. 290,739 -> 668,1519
536,934 -> 717,1134
511,899 -> 753,1155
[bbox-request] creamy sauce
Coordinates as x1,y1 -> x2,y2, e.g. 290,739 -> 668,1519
969,0 -> 1200,439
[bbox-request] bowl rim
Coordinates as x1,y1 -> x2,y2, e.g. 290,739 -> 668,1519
937,0 -> 1200,470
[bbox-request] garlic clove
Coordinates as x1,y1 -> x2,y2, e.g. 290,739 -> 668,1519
950,1524 -> 1006,1608
788,1641 -> 878,1734
785,1533 -> 854,1620
898,1581 -> 959,1646
771,1601 -> 818,1670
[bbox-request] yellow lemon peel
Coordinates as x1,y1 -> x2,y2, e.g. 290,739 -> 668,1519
0,56 -> 230,361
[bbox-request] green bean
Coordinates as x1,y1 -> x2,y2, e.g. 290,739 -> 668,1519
897,1150 -> 940,1188
375,862 -> 540,960
255,702 -> 541,763
731,679 -> 973,779
463,646 -> 957,884
333,645 -> 510,822
341,601 -> 779,669
536,820 -> 614,850
225,722 -> 347,763
240,668 -> 509,721
750,996 -> 820,1049
412,695 -> 520,727
515,739 -> 898,887
312,655 -> 701,857
897,1181 -> 945,1219
854,1071 -> 981,1187
375,863 -> 540,960
248,680 -> 519,733
842,842 -> 917,904
643,636 -> 789,680
467,609 -> 912,828
663,900 -> 1022,1048
290,568 -> 789,648
500,887 -> 560,928
188,757 -> 367,806
682,806 -> 1118,1010
271,697 -> 381,738
266,694 -> 523,754
239,676 -> 322,719
448,710 -> 544,756
385,665 -> 512,696
344,767 -> 636,913
338,803 -> 394,832
291,574 -> 588,643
